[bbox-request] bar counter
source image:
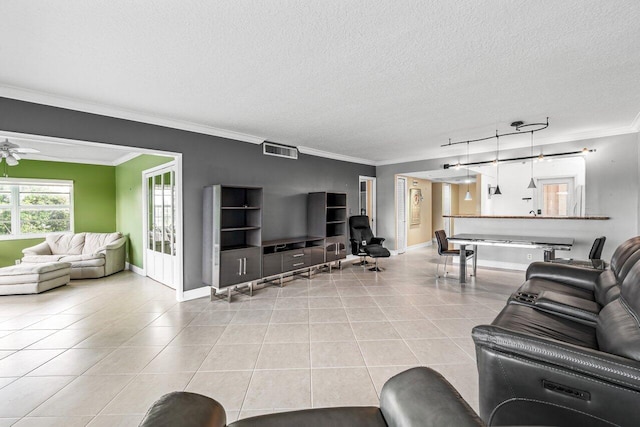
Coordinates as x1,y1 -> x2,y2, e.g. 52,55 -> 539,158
443,215 -> 609,220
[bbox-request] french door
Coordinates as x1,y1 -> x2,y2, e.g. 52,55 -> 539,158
144,164 -> 176,288
359,176 -> 376,234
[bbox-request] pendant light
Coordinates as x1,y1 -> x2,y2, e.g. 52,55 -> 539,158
527,131 -> 537,189
464,142 -> 472,201
494,134 -> 502,195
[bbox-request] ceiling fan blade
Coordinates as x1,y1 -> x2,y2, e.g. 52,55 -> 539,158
12,153 -> 21,161
13,148 -> 40,154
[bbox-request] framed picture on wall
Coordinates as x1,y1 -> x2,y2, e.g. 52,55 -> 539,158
410,188 -> 422,225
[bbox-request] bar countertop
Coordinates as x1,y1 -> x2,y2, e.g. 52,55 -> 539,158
443,214 -> 610,220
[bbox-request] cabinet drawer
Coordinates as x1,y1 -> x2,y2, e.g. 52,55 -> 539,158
309,247 -> 325,265
283,256 -> 309,272
282,249 -> 308,262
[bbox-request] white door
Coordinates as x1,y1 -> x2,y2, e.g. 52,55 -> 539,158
144,165 -> 176,288
396,177 -> 407,254
359,176 -> 376,234
443,183 -> 452,236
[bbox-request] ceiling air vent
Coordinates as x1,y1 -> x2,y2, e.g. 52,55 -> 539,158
262,142 -> 298,160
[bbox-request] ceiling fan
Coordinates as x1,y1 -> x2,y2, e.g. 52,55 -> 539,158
0,139 -> 40,166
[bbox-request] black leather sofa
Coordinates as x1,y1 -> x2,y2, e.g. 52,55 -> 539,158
473,236 -> 640,426
139,367 -> 484,427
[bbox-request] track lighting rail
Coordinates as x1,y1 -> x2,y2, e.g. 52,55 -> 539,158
442,117 -> 550,147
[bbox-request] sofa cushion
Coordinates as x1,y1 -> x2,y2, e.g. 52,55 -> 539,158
82,232 -> 122,254
22,255 -> 65,263
46,233 -> 86,255
492,303 -> 597,349
60,254 -> 105,267
597,259 -> 640,361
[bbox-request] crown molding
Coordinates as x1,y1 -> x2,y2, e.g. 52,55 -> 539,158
297,146 -> 376,166
0,85 -> 266,145
112,152 -> 143,166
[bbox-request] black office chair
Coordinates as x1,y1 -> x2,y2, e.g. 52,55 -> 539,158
349,215 -> 390,272
551,236 -> 606,268
434,229 -> 474,278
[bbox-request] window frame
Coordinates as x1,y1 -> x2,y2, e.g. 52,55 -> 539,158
0,178 -> 74,241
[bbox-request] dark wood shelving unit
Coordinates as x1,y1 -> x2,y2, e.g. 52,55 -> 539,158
203,185 -> 263,291
308,192 -> 348,263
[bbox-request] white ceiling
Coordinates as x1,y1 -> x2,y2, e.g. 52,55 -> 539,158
1,1 -> 639,165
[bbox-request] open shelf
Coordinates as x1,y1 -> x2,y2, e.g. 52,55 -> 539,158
221,226 -> 261,232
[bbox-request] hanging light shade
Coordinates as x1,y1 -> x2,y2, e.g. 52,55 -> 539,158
527,131 -> 537,189
494,134 -> 502,195
465,142 -> 472,201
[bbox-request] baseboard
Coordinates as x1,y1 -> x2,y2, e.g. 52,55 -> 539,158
407,241 -> 433,251
126,262 -> 145,276
179,286 -> 211,302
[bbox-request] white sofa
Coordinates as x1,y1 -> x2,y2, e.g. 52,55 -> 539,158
21,232 -> 127,279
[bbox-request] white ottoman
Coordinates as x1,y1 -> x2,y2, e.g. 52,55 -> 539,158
0,262 -> 71,295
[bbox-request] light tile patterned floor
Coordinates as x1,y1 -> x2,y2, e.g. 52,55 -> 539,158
0,247 -> 523,426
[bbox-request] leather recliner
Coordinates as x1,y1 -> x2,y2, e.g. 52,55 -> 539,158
509,236 -> 640,325
139,367 -> 485,427
348,215 -> 390,272
473,247 -> 640,426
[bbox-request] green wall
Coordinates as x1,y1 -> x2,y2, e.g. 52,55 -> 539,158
0,160 -> 116,267
115,154 -> 172,268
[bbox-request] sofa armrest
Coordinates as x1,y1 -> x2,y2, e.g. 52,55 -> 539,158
472,324 -> 640,391
379,367 -> 483,427
525,261 -> 603,291
22,241 -> 52,256
98,236 -> 127,276
139,392 -> 226,427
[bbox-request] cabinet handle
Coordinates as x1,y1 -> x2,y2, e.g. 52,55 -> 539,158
293,253 -> 304,258
293,262 -> 305,267
243,258 -> 247,275
238,259 -> 243,275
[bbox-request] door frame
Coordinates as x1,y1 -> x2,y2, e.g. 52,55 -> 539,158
358,176 -> 377,234
395,176 -> 407,254
142,160 -> 184,301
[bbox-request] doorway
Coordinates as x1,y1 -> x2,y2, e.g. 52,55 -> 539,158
359,176 -> 376,234
143,163 -> 177,288
443,183 -> 452,236
396,176 -> 407,254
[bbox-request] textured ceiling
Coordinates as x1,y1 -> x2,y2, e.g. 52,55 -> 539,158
1,1 -> 639,164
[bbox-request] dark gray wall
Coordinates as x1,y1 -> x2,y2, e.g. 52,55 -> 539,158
377,133 -> 639,262
0,97 -> 375,291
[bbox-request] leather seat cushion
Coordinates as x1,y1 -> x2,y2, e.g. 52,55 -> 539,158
492,303 -> 598,349
365,245 -> 390,258
519,278 -> 594,301
229,407 -> 385,427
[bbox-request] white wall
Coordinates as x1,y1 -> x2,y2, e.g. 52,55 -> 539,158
474,156 -> 586,216
376,133 -> 639,263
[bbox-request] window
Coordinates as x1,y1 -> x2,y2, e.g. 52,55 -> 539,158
0,179 -> 73,239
